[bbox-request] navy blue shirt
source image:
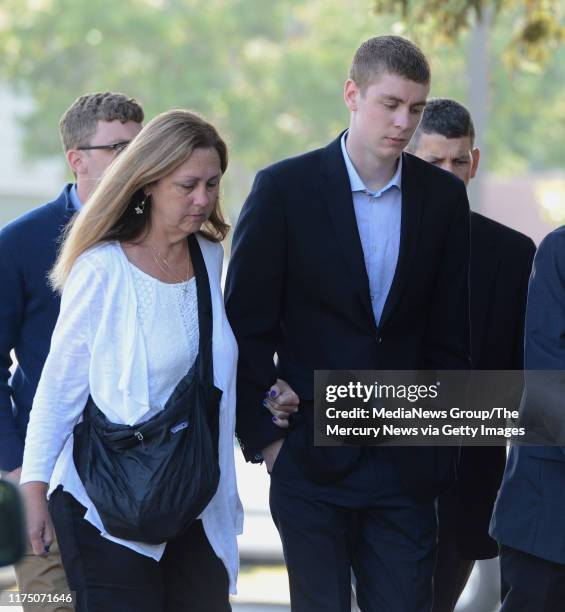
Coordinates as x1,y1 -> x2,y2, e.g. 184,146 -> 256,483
0,185 -> 75,470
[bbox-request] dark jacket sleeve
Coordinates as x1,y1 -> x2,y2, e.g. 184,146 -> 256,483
525,232 -> 565,369
423,181 -> 471,370
225,170 -> 288,461
0,236 -> 25,471
512,238 -> 536,369
522,230 -> 565,453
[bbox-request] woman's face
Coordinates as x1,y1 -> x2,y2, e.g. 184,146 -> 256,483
147,147 -> 222,238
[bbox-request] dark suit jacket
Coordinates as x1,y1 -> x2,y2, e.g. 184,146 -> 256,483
441,213 -> 535,559
491,226 -> 565,565
225,134 -> 471,496
0,185 -> 75,471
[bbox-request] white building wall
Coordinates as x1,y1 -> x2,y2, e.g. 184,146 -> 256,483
0,84 -> 65,228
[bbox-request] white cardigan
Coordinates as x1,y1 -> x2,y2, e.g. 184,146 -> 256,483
21,236 -> 243,593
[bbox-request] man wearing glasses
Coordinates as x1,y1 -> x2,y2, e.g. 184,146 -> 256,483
0,92 -> 143,611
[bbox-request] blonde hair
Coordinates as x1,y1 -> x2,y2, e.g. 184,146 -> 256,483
51,109 -> 229,292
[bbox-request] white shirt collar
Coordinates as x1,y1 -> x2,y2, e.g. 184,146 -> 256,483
70,184 -> 84,211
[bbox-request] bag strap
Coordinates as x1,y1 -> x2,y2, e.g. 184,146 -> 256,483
188,234 -> 214,386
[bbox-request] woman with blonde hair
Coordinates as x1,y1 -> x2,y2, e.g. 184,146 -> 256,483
20,109 -> 242,611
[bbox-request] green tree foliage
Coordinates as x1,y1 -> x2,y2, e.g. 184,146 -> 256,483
0,0 -> 399,214
0,1 -> 388,167
373,0 -> 565,69
0,0 -> 563,215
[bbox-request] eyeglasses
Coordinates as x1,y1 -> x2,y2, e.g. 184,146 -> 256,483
77,141 -> 131,154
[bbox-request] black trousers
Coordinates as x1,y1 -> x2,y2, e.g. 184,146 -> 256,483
49,488 -> 230,612
432,523 -> 474,612
500,545 -> 565,612
432,492 -> 474,612
269,443 -> 437,612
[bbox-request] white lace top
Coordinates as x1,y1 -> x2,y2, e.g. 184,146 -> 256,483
129,265 -> 199,418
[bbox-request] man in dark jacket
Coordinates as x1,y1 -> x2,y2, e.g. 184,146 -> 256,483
490,231 -> 565,611
0,92 -> 143,610
409,98 -> 536,612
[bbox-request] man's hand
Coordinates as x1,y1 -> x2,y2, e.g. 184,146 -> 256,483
264,378 -> 300,429
261,438 -> 285,473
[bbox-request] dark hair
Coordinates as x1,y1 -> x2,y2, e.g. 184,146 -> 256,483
349,35 -> 430,92
409,98 -> 475,152
59,92 -> 144,151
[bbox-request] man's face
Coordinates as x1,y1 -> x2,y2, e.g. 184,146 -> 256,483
345,71 -> 429,163
413,132 -> 480,187
72,119 -> 142,197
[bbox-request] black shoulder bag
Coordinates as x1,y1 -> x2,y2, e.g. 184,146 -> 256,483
72,235 -> 221,544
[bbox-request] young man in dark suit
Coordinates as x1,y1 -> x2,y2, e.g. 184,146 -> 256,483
0,92 -> 143,610
409,98 -> 536,612
226,36 -> 471,611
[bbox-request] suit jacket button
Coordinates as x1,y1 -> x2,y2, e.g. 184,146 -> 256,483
376,335 -> 383,344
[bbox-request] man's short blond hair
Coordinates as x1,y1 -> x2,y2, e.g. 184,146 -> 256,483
59,92 -> 144,151
349,35 -> 430,93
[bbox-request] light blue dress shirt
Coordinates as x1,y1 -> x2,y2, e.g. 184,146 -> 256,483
340,132 -> 402,326
69,184 -> 83,212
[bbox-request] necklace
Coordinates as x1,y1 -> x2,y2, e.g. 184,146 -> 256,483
148,244 -> 192,292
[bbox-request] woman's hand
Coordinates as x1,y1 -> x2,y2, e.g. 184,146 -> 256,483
20,481 -> 54,556
263,378 -> 300,429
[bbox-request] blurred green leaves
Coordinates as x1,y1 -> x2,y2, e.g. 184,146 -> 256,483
0,0 -> 563,203
373,0 -> 565,69
0,0 -> 382,168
